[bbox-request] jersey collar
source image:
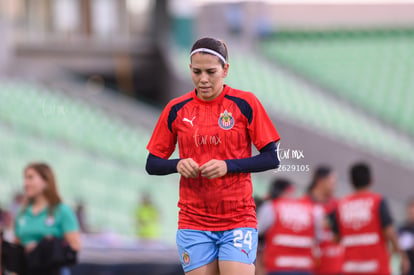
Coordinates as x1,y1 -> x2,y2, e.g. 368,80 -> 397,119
192,85 -> 229,104
27,204 -> 48,217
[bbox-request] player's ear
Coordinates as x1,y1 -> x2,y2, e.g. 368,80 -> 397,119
189,63 -> 192,70
222,63 -> 229,78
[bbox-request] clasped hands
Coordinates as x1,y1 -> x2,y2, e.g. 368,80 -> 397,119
177,158 -> 227,179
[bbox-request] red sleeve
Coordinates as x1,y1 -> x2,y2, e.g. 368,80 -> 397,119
146,103 -> 177,159
247,94 -> 280,150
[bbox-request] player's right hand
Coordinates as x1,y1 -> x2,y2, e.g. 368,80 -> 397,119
177,158 -> 200,178
25,241 -> 37,253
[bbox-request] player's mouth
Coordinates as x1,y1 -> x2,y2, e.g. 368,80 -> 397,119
199,86 -> 211,92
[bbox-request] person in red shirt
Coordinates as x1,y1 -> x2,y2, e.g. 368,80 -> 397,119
146,37 -> 280,275
303,166 -> 343,275
330,162 -> 409,275
258,178 -> 323,275
399,198 -> 414,275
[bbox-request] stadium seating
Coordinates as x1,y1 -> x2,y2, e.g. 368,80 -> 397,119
0,82 -> 149,164
0,80 -> 180,240
259,29 -> 414,137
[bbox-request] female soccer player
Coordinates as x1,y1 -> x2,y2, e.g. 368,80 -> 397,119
14,162 -> 81,275
146,37 -> 280,275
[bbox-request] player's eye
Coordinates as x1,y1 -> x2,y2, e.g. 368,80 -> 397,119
207,70 -> 216,74
193,70 -> 201,74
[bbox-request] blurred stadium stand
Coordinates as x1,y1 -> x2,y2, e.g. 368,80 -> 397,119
260,29 -> 414,137
0,79 -> 183,273
0,80 -> 180,237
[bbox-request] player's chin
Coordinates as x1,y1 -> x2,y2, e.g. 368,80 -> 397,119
199,90 -> 213,98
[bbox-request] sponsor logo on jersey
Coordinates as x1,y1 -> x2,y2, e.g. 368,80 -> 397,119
182,251 -> 191,265
241,249 -> 249,257
339,198 -> 373,230
183,116 -> 196,127
278,203 -> 311,232
218,110 -> 235,130
45,216 -> 55,226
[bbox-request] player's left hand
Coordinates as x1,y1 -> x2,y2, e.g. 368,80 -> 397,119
200,159 -> 227,179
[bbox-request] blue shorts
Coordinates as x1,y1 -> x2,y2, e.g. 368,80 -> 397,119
176,227 -> 258,273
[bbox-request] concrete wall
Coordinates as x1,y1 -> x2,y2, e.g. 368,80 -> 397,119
196,1 -> 414,39
267,3 -> 414,29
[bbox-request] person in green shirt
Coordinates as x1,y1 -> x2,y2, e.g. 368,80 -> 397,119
135,194 -> 160,240
14,162 -> 81,274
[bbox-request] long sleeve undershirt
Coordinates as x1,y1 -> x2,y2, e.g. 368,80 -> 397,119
145,142 -> 279,175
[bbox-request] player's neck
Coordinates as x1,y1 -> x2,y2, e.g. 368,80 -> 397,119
354,187 -> 370,194
32,195 -> 49,213
311,188 -> 328,203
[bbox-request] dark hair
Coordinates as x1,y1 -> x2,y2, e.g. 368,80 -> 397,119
23,162 -> 62,215
190,37 -> 228,67
350,162 -> 371,189
269,178 -> 292,200
307,165 -> 332,193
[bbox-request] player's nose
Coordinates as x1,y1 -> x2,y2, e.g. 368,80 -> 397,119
200,73 -> 208,83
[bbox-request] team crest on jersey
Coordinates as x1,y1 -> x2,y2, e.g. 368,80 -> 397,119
182,251 -> 191,265
218,110 -> 235,130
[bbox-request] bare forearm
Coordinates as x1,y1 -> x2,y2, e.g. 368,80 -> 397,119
65,232 -> 81,251
387,225 -> 412,275
384,225 -> 402,253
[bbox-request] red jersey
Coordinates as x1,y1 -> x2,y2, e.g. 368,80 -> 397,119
147,85 -> 280,231
303,195 -> 344,275
264,197 -> 316,273
337,191 -> 390,275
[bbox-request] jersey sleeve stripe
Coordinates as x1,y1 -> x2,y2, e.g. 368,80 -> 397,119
224,95 -> 253,124
167,98 -> 193,132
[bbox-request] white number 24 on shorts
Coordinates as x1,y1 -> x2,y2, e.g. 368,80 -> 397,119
233,230 -> 253,250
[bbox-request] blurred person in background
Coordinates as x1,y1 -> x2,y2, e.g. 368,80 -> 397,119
0,205 -> 6,227
399,198 -> 414,275
9,193 -> 24,219
3,193 -> 25,243
0,206 -> 13,241
0,209 -> 13,242
254,195 -> 265,214
330,162 -> 409,275
146,37 -> 280,275
256,179 -> 295,275
75,199 -> 88,233
135,193 -> 160,240
13,163 -> 81,275
258,178 -> 323,275
303,166 -> 343,275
